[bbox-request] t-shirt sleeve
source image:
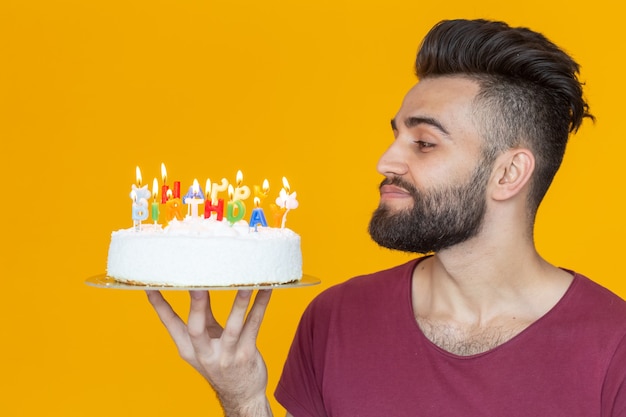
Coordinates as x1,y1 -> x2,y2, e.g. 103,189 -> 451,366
275,290 -> 335,417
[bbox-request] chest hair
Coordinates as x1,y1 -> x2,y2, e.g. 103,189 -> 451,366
416,316 -> 531,356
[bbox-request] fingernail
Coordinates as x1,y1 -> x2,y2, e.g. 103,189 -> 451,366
190,291 -> 204,299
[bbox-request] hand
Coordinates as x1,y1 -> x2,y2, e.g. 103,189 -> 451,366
146,289 -> 273,416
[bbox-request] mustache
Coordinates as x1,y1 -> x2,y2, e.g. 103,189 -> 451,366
379,176 -> 418,195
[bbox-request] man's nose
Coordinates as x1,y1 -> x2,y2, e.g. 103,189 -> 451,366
377,140 -> 409,177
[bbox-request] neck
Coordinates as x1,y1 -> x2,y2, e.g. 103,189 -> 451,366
413,234 -> 572,327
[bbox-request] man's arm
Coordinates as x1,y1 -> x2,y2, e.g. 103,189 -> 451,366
146,289 -> 273,417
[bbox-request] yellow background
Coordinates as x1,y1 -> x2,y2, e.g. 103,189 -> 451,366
1,1 -> 624,415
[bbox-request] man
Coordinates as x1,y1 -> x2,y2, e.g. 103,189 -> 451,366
147,19 -> 626,416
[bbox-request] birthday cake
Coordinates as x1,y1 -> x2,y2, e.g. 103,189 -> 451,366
106,166 -> 302,286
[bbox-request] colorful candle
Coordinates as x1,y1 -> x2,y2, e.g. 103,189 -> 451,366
233,170 -> 251,202
131,190 -> 149,230
165,189 -> 183,222
160,163 -> 169,204
275,177 -> 299,228
203,179 -> 224,220
250,197 -> 268,231
253,178 -> 270,202
204,198 -> 224,221
210,178 -> 229,204
132,167 -> 151,201
151,177 -> 160,224
184,179 -> 204,218
226,184 -> 245,225
130,167 -> 151,230
173,180 -> 181,199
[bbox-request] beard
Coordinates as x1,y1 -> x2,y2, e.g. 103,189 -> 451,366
368,161 -> 492,254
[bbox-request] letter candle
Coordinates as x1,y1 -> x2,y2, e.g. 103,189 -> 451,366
226,184 -> 246,225
184,179 -> 204,218
131,190 -> 149,230
173,180 -> 181,199
165,189 -> 183,221
204,179 -> 211,218
276,176 -> 299,228
254,178 -> 270,201
211,178 -> 229,204
151,177 -> 160,226
130,167 -> 151,230
132,167 -> 151,201
203,179 -> 224,220
160,163 -> 169,204
233,170 -> 251,202
205,178 -> 228,221
250,197 -> 268,231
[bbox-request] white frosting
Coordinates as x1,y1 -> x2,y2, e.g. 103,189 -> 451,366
106,217 -> 302,286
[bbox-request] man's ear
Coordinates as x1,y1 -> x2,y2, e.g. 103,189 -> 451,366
491,148 -> 535,201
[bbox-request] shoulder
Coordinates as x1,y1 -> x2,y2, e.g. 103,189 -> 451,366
309,258 -> 420,308
298,258 -> 421,326
556,271 -> 626,341
567,272 -> 626,316
291,258 -> 421,352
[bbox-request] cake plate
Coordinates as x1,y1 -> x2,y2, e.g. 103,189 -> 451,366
85,273 -> 321,291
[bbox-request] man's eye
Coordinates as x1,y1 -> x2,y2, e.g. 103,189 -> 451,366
414,141 -> 435,150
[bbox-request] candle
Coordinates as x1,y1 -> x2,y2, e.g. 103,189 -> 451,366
210,178 -> 229,204
151,177 -> 160,224
131,190 -> 149,229
130,167 -> 151,230
131,166 -> 151,200
254,178 -> 270,200
205,178 -> 211,201
173,181 -> 181,199
250,197 -> 268,231
160,163 -> 169,204
233,170 -> 251,202
165,189 -> 183,222
203,179 -> 224,220
184,179 -> 204,218
226,184 -> 246,225
204,198 -> 224,221
275,177 -> 299,228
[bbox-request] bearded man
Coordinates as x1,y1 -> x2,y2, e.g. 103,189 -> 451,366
147,19 -> 626,417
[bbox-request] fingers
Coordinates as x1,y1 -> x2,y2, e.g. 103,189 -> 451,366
187,290 -> 213,348
145,290 -> 188,343
147,289 -> 272,353
240,290 -> 272,345
222,290 -> 254,348
222,289 -> 273,349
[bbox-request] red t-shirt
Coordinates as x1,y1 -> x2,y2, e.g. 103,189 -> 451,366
275,259 -> 626,417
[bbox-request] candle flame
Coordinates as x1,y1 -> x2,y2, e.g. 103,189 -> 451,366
152,178 -> 158,200
136,166 -> 142,186
205,178 -> 211,200
282,176 -> 290,194
166,189 -> 173,200
161,163 -> 167,184
236,170 -> 243,186
262,179 -> 269,195
254,196 -> 260,208
130,189 -> 137,202
228,184 -> 234,201
192,178 -> 200,195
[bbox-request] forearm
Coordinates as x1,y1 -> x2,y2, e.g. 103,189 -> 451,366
220,394 -> 273,417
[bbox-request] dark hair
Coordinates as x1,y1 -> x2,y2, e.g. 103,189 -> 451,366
415,19 -> 594,214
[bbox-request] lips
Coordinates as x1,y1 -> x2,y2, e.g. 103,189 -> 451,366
379,184 -> 411,199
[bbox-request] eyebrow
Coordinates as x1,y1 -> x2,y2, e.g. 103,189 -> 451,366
390,116 -> 449,136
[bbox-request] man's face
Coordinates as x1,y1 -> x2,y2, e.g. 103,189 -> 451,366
368,76 -> 493,253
